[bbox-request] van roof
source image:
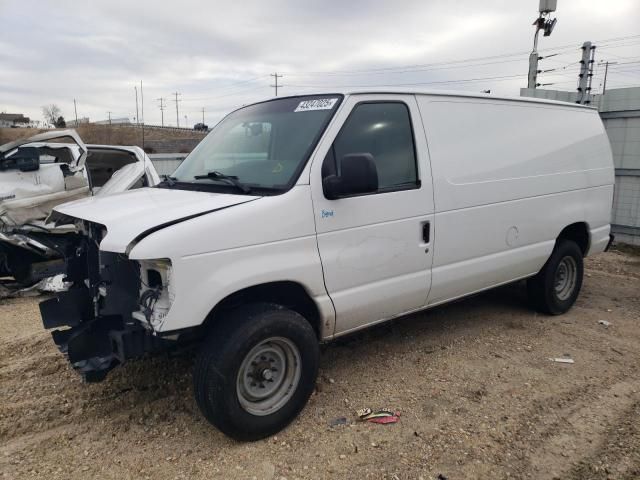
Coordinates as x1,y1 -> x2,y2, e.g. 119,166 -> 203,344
273,87 -> 596,110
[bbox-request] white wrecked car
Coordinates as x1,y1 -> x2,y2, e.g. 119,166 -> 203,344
0,130 -> 160,285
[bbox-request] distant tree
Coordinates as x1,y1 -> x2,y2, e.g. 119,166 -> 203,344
42,104 -> 61,126
54,116 -> 66,128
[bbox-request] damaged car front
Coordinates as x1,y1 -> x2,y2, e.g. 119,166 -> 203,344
40,185 -> 260,381
0,130 -> 160,288
39,216 -> 176,381
0,131 -> 90,285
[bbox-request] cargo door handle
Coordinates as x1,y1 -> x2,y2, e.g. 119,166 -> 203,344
422,222 -> 430,243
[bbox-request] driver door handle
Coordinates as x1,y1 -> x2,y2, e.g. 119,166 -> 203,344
422,222 -> 430,244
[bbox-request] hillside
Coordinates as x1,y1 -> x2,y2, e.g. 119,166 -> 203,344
0,125 -> 207,153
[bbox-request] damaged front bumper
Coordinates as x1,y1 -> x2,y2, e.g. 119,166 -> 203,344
40,293 -> 174,382
39,222 -> 182,382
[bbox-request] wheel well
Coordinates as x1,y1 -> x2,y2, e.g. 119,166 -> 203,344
557,222 -> 589,256
203,281 -> 321,338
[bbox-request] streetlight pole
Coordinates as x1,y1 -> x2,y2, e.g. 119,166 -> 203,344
527,0 -> 558,89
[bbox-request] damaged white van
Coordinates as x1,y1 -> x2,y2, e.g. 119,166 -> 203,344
41,90 -> 614,440
0,130 -> 160,285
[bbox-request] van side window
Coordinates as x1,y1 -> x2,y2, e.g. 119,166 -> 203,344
328,102 -> 419,191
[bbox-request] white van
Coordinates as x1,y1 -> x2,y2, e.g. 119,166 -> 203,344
41,90 -> 614,440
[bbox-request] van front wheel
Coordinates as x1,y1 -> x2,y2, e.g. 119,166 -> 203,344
193,303 -> 319,441
527,239 -> 584,315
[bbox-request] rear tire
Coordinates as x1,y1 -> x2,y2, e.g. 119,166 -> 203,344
527,239 -> 583,315
193,302 -> 319,441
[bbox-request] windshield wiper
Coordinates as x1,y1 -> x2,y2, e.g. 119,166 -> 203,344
159,174 -> 178,187
193,171 -> 252,194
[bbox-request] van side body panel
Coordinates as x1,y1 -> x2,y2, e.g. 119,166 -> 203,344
308,94 -> 435,336
417,96 -> 614,304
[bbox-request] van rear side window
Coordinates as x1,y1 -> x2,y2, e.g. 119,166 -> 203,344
331,102 -> 419,191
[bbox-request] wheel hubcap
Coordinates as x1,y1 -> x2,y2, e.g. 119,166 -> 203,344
236,337 -> 301,416
554,256 -> 577,301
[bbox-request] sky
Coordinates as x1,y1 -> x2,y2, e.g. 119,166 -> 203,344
1,0 -> 639,127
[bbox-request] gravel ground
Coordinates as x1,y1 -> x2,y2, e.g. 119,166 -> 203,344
1,249 -> 639,480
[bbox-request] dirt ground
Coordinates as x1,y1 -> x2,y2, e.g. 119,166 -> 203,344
1,248 -> 639,480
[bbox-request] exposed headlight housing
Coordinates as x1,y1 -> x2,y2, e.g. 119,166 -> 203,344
131,259 -> 174,331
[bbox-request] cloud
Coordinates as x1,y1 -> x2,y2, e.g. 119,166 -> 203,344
0,0 -> 638,126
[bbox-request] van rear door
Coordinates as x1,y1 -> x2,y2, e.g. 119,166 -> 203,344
310,94 -> 435,336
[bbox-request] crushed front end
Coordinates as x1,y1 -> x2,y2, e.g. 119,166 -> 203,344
39,220 -> 181,382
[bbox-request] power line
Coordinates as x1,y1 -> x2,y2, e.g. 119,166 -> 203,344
183,84 -> 269,102
182,75 -> 270,101
213,75 -> 268,91
281,34 -> 640,79
286,73 -> 528,89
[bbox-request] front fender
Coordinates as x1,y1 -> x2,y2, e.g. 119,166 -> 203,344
143,235 -> 335,338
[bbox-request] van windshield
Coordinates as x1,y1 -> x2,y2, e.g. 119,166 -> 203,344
168,95 -> 342,194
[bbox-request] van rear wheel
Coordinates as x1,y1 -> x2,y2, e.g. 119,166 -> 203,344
193,303 -> 319,441
527,239 -> 583,315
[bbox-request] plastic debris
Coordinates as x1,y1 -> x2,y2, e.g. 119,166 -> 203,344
598,320 -> 612,327
356,407 -> 401,424
329,417 -> 348,427
0,274 -> 68,299
549,357 -> 574,364
367,415 -> 399,424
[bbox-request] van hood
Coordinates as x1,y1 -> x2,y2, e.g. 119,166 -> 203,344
52,187 -> 260,253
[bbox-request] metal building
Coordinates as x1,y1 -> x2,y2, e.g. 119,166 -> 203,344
148,153 -> 188,177
521,86 -> 640,245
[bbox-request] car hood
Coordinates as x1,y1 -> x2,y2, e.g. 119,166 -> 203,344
52,187 -> 260,253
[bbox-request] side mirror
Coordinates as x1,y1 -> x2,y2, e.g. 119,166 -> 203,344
323,153 -> 378,200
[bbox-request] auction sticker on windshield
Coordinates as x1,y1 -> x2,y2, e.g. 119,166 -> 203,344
294,98 -> 338,112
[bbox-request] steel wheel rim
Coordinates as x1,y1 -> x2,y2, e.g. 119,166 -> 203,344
554,256 -> 577,301
236,336 -> 301,416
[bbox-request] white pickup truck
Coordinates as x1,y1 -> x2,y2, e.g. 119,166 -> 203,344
40,90 -> 614,440
0,130 -> 160,285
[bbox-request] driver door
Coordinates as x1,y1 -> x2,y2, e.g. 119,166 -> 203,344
309,94 -> 435,336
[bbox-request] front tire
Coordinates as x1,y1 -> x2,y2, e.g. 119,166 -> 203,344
527,239 -> 584,315
193,303 -> 319,441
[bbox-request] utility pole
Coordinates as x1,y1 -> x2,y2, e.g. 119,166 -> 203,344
140,80 -> 145,125
73,99 -> 78,127
140,80 -> 145,149
134,86 -> 139,125
577,41 -> 596,104
173,92 -> 182,127
270,72 -> 283,96
527,0 -> 558,89
601,60 -> 618,95
106,111 -> 112,144
157,97 -> 166,127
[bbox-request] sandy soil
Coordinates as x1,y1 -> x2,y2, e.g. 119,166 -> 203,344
1,249 -> 639,480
